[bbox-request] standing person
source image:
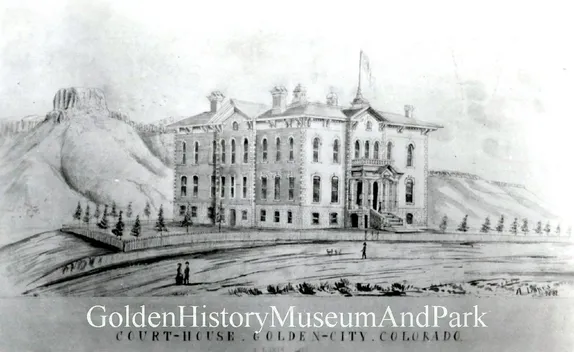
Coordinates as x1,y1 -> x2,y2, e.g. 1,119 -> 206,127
175,263 -> 183,285
184,262 -> 190,285
361,242 -> 367,260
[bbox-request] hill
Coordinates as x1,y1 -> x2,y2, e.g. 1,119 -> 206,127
0,88 -> 173,246
428,170 -> 560,230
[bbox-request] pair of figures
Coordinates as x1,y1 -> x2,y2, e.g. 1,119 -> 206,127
176,262 -> 190,285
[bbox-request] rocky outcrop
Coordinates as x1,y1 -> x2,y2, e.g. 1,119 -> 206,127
46,88 -> 109,123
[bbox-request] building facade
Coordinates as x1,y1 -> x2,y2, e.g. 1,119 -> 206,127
169,85 -> 441,229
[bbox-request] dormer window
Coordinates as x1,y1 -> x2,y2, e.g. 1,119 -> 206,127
232,121 -> 239,131
366,121 -> 373,131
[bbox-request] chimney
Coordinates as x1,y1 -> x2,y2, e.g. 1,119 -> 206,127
270,86 -> 288,115
291,84 -> 307,105
404,105 -> 414,118
207,91 -> 225,113
326,92 -> 338,106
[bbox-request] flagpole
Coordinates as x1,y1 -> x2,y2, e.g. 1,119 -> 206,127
358,50 -> 362,94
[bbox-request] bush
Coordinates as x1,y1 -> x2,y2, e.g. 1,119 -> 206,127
297,282 -> 316,295
229,287 -> 262,296
356,283 -> 374,292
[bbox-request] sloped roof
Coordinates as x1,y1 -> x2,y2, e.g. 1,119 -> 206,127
167,111 -> 215,127
258,102 -> 347,119
231,99 -> 269,119
375,110 -> 442,129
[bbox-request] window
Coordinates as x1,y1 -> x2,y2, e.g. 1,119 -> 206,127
211,140 -> 216,164
374,142 -> 379,159
191,206 -> 197,217
386,141 -> 393,160
220,209 -> 225,223
312,176 -> 321,203
194,141 -> 199,164
208,207 -> 214,220
179,205 -> 186,216
276,138 -> 281,161
331,176 -> 339,203
180,176 -> 187,197
354,140 -> 360,159
312,137 -> 320,162
242,176 -> 247,198
260,209 -> 266,222
274,176 -> 281,200
406,179 -> 414,203
333,139 -> 339,163
241,210 -> 247,220
312,213 -> 320,225
192,176 -> 198,197
364,141 -> 370,158
220,176 -> 226,198
232,121 -> 239,130
406,213 -> 413,224
261,176 -> 267,200
274,211 -> 280,223
230,176 -> 235,198
287,211 -> 293,224
220,140 -> 226,164
262,138 -> 268,162
330,213 -> 338,225
289,137 -> 294,161
288,176 -> 295,201
182,142 -> 187,164
210,176 -> 215,198
366,121 -> 373,131
231,139 -> 236,164
407,144 -> 414,167
243,138 -> 249,163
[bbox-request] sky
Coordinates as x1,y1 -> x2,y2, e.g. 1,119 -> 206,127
0,0 -> 572,219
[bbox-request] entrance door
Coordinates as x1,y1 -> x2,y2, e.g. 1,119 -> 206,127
364,215 -> 369,229
351,214 -> 359,228
373,181 -> 379,210
230,209 -> 236,227
356,181 -> 363,206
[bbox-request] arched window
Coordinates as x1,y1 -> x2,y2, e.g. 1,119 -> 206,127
274,176 -> 281,200
289,137 -> 294,161
243,138 -> 249,163
312,176 -> 321,203
212,140 -> 216,164
373,142 -> 379,160
312,137 -> 320,162
192,176 -> 199,197
333,139 -> 339,163
406,213 -> 413,224
261,176 -> 268,200
366,121 -> 372,131
180,176 -> 187,197
220,140 -> 226,164
364,141 -> 370,159
386,141 -> 393,160
262,138 -> 268,162
193,141 -> 199,164
407,144 -> 414,166
182,142 -> 187,164
276,138 -> 281,161
406,179 -> 414,203
231,139 -> 236,164
232,121 -> 239,131
354,140 -> 360,159
331,176 -> 339,203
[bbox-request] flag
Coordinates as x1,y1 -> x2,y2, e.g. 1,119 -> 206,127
360,50 -> 375,89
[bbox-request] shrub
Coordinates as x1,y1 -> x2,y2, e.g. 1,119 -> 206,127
297,282 -> 316,295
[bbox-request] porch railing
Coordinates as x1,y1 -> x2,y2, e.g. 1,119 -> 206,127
351,158 -> 394,167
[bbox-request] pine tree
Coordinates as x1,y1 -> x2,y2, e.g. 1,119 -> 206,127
97,205 -> 109,229
155,204 -> 167,233
439,215 -> 448,233
130,215 -> 142,237
544,222 -> 551,236
496,215 -> 505,233
73,201 -> 82,223
521,219 -> 529,235
457,215 -> 469,232
510,218 -> 518,235
112,211 -> 124,237
111,201 -> 118,219
126,202 -> 133,218
94,204 -> 101,221
535,221 -> 543,235
83,204 -> 91,226
144,201 -> 151,221
181,207 -> 193,233
480,216 -> 491,233
555,224 -> 561,236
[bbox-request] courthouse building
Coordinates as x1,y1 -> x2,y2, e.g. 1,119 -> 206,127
168,85 -> 441,229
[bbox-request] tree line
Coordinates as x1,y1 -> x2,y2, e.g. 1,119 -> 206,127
439,214 -> 571,236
